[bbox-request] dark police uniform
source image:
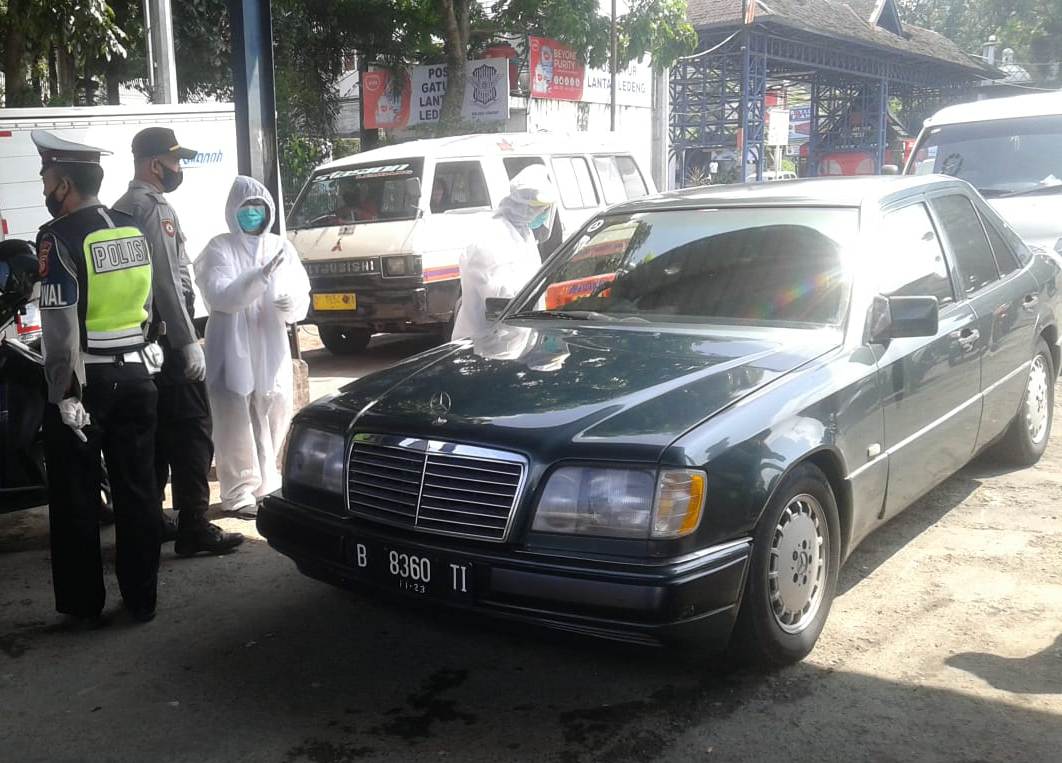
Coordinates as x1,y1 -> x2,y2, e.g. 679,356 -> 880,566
33,130 -> 161,619
113,178 -> 213,537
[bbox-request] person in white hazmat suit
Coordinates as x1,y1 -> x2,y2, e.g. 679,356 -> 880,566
194,176 -> 310,514
451,165 -> 557,340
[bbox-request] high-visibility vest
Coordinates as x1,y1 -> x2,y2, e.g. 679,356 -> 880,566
80,226 -> 152,354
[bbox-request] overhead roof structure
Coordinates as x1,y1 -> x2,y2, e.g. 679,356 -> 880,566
672,0 -> 999,184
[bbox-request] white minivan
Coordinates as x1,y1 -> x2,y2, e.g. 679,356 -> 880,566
905,91 -> 1062,255
286,132 -> 655,354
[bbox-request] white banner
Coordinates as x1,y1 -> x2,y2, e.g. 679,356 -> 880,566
581,58 -> 653,109
408,58 -> 509,126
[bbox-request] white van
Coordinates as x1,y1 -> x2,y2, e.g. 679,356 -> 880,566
905,91 -> 1062,254
0,104 -> 239,320
286,132 -> 655,354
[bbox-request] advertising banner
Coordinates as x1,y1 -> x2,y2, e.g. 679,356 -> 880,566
529,36 -> 585,101
362,59 -> 509,129
582,58 -> 652,109
789,105 -> 811,144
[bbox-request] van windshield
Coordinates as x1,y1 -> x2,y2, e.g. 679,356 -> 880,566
909,115 -> 1062,197
289,159 -> 424,229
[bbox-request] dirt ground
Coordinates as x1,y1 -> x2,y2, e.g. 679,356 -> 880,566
0,332 -> 1059,762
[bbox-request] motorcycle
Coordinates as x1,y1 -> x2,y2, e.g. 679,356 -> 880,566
0,239 -> 112,517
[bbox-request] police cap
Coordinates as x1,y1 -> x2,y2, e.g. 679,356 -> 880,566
31,129 -> 111,172
132,127 -> 197,161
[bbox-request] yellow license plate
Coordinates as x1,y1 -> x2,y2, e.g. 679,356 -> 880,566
313,293 -> 357,311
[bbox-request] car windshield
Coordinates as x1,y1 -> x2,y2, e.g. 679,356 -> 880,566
908,115 -> 1062,196
288,158 -> 424,229
513,207 -> 857,329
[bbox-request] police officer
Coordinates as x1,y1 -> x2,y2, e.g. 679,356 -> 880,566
113,127 -> 243,557
32,130 -> 161,624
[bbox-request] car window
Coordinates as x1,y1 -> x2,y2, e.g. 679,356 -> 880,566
431,160 -> 490,213
504,156 -> 545,179
593,157 -> 627,205
552,157 -> 599,209
880,203 -> 955,305
980,213 -> 1021,276
932,194 -> 1000,294
518,207 -> 856,328
615,156 -> 648,199
289,159 -> 424,229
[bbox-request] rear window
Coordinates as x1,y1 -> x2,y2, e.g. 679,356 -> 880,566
593,156 -> 648,205
552,157 -> 599,209
289,159 -> 424,230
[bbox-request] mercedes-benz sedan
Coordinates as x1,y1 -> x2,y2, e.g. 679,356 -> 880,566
260,176 -> 1060,666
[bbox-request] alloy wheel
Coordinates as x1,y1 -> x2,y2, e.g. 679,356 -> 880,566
1025,354 -> 1051,446
767,493 -> 829,634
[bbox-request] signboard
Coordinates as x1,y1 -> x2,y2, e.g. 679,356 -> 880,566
361,59 -> 509,129
529,36 -> 585,101
767,108 -> 790,147
789,105 -> 811,144
582,58 -> 652,109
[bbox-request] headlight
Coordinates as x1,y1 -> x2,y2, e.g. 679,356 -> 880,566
531,467 -> 706,539
382,254 -> 421,277
284,426 -> 346,494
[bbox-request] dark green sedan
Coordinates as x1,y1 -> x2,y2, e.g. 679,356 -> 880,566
260,176 -> 1060,666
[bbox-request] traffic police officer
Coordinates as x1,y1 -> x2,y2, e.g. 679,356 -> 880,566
113,127 -> 242,557
33,130 -> 161,624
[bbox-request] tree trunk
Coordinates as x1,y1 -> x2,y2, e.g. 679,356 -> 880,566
2,0 -> 37,106
439,0 -> 470,131
58,47 -> 76,105
48,45 -> 58,103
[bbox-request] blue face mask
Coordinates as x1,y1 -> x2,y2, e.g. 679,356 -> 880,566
529,209 -> 550,230
237,206 -> 267,233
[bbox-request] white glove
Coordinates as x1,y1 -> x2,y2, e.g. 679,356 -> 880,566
180,342 -> 206,382
58,397 -> 90,443
274,294 -> 294,313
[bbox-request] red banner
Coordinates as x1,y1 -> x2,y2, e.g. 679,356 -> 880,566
361,70 -> 411,129
529,36 -> 585,101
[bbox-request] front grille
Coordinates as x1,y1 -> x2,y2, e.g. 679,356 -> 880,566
346,434 -> 526,542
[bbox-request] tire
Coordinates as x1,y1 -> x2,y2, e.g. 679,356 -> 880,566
437,297 -> 461,344
730,462 -> 841,668
990,337 -> 1055,466
318,325 -> 372,355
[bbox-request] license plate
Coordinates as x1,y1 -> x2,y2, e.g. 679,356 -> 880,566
313,292 -> 357,311
348,537 -> 473,600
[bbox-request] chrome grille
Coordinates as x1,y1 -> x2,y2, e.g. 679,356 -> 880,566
346,434 -> 526,542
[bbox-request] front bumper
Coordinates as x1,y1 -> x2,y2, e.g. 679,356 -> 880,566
258,495 -> 750,648
307,276 -> 458,332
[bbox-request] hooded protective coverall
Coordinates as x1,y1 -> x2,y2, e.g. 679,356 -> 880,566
451,165 -> 556,340
194,176 -> 310,512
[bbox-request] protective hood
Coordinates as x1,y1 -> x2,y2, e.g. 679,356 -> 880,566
225,174 -> 276,236
497,164 -> 557,229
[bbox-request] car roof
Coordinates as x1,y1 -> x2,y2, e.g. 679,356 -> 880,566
924,90 -> 1062,128
606,175 -> 966,214
316,132 -> 644,170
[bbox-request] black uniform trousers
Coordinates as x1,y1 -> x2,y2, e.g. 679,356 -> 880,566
43,362 -> 161,617
155,378 -> 213,531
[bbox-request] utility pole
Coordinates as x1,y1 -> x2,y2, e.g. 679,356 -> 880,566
143,0 -> 178,103
610,0 -> 617,131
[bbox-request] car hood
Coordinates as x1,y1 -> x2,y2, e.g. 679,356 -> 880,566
321,322 -> 838,461
988,196 -> 1062,253
288,219 -> 418,262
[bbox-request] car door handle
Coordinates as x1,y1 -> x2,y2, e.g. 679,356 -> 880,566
1022,293 -> 1039,311
956,328 -> 980,350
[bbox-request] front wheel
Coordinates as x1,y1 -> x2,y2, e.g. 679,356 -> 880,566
318,325 -> 372,355
989,337 -> 1055,466
730,463 -> 841,668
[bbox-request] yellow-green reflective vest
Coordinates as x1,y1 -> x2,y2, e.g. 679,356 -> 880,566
81,226 -> 151,354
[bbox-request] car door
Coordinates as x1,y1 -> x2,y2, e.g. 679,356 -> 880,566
875,200 -> 984,518
929,192 -> 1040,448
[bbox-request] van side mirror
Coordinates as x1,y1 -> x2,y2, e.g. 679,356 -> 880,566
485,297 -> 510,322
882,164 -> 900,176
867,295 -> 938,344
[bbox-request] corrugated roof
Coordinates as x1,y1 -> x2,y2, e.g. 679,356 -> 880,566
686,0 -> 994,77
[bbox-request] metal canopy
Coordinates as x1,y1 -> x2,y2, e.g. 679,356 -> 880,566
670,22 -> 986,185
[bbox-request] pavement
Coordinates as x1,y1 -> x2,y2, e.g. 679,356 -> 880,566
1,330 -> 1060,762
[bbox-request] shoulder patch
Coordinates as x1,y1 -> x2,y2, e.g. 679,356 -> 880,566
161,219 -> 176,237
37,238 -> 52,277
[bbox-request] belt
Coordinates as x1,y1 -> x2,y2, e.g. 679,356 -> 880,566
84,350 -> 144,365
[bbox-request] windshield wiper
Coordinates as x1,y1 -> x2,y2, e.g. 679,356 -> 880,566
1000,184 -> 1062,198
509,309 -> 649,323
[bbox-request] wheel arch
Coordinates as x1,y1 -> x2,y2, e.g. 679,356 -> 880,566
1039,322 -> 1059,376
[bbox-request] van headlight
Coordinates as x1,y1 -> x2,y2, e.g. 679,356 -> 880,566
284,426 -> 346,495
382,254 -> 421,277
531,467 -> 706,539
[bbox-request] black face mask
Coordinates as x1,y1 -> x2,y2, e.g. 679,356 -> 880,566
160,164 -> 184,193
45,186 -> 66,218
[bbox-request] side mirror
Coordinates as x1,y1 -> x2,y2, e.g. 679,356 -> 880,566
485,297 -> 510,322
867,295 -> 939,344
881,164 -> 900,176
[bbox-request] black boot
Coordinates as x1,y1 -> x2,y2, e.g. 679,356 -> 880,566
175,521 -> 244,557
